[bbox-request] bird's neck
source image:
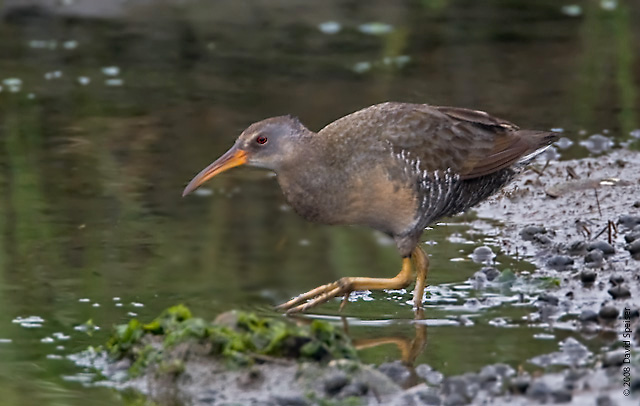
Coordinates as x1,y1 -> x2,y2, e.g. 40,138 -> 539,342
273,135 -> 350,224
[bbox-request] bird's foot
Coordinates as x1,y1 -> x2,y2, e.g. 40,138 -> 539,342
276,277 -> 355,314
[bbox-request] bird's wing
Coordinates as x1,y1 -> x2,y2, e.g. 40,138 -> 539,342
321,102 -> 549,180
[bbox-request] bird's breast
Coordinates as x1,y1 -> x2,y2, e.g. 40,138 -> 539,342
276,163 -> 420,236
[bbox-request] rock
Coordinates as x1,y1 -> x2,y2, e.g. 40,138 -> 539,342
520,225 -> 547,240
598,306 -> 619,321
546,255 -> 574,270
470,272 -> 486,289
608,286 -> 631,300
609,275 -> 625,285
538,293 -> 559,306
526,381 -> 550,402
441,377 -> 468,398
602,351 -> 625,367
586,241 -> 615,255
460,373 -> 480,399
480,266 -> 500,281
627,239 -> 640,257
339,381 -> 368,398
596,395 -> 616,406
415,364 -> 432,378
578,310 -> 598,323
417,392 -> 442,406
564,369 -> 586,383
378,361 -> 411,387
323,371 -> 349,396
550,388 -> 572,403
493,363 -> 515,378
471,246 -> 494,263
533,234 -> 553,245
403,385 -> 442,406
272,395 -> 310,406
422,370 -> 443,386
510,377 -> 530,394
398,394 -> 418,406
624,231 -> 640,243
443,394 -> 466,406
618,214 -> 640,229
478,365 -> 498,382
567,241 -> 587,256
580,270 -> 597,283
584,249 -> 604,266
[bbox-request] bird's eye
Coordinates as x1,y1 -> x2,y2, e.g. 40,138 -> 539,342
256,135 -> 268,145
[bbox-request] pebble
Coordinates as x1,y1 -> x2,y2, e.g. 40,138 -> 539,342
609,275 -> 625,285
520,226 -> 546,241
580,270 -> 597,283
624,231 -> 640,243
627,239 -> 640,257
493,363 -> 516,378
443,394 -> 465,406
526,381 -> 550,402
578,310 -> 598,323
461,373 -> 481,399
339,381 -> 368,398
602,351 -> 625,367
608,286 -> 631,300
533,234 -> 553,245
441,377 -> 469,399
618,214 -> 640,229
471,246 -> 495,263
567,240 -> 587,256
478,365 -> 498,382
551,388 -> 572,403
416,391 -> 442,406
586,241 -> 615,255
538,293 -> 559,306
378,361 -> 411,386
546,255 -> 574,270
584,249 -> 604,266
596,395 -> 616,406
598,306 -> 619,321
423,370 -> 443,386
564,369 -> 586,383
272,395 -> 310,406
323,371 -> 349,395
480,267 -> 500,281
510,377 -> 530,394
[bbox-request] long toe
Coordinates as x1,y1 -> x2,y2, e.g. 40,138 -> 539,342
276,281 -> 342,312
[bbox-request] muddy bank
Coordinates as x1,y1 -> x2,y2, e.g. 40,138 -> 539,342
75,149 -> 640,406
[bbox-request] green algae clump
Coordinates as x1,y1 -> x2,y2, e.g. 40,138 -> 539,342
105,305 -> 357,377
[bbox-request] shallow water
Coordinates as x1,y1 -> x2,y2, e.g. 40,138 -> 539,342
0,0 -> 639,405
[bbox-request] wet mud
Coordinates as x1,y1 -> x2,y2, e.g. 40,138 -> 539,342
78,148 -> 640,406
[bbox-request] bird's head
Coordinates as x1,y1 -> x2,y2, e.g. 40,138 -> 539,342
182,115 -> 309,197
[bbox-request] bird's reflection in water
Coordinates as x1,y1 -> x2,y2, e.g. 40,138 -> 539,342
345,309 -> 428,389
291,308 -> 428,389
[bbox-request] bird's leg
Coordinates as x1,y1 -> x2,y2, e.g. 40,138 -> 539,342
277,248 -> 422,314
412,245 -> 430,308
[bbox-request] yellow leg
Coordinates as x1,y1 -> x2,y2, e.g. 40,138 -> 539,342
277,246 -> 426,314
412,246 -> 430,308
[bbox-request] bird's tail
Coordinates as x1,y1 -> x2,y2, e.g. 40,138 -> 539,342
516,130 -> 560,164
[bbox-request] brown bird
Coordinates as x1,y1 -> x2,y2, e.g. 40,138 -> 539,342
183,102 -> 557,313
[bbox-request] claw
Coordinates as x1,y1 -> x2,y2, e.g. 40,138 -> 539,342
276,253 -> 420,314
278,280 -> 353,314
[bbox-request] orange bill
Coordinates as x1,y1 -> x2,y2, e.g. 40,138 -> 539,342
182,147 -> 247,196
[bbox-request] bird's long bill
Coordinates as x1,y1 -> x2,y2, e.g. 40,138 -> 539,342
182,147 -> 247,196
